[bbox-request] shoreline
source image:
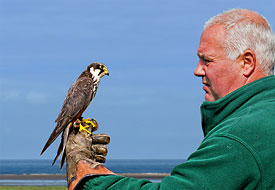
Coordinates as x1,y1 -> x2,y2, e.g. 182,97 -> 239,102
0,173 -> 169,180
0,174 -> 169,186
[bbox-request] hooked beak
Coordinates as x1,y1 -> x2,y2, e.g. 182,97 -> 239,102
105,70 -> 109,76
103,67 -> 109,76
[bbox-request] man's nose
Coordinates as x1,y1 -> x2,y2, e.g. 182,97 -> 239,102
194,62 -> 205,77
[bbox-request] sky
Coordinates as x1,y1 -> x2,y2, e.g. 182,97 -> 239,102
0,0 -> 274,160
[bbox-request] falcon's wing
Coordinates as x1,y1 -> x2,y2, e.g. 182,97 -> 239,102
40,77 -> 94,155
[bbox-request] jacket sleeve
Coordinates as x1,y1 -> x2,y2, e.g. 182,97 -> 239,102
82,136 -> 261,190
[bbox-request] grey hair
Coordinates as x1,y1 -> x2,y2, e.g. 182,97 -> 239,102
204,8 -> 275,75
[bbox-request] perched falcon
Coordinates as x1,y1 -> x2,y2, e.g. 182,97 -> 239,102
40,62 -> 109,168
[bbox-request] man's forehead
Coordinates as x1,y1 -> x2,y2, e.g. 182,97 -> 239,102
197,45 -> 215,58
197,34 -> 225,58
198,25 -> 225,47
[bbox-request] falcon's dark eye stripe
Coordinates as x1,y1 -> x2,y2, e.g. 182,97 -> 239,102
99,69 -> 104,75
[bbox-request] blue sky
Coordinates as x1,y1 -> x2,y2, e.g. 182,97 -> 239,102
0,0 -> 274,160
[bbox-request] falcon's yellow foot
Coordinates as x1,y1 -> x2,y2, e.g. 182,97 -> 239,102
82,118 -> 96,128
79,124 -> 92,134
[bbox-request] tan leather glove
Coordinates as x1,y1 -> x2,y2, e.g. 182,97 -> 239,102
66,118 -> 115,190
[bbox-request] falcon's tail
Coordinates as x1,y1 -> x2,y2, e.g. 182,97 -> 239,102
40,118 -> 70,156
52,133 -> 64,166
52,125 -> 70,169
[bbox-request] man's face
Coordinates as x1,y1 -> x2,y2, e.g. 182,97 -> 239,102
194,25 -> 244,101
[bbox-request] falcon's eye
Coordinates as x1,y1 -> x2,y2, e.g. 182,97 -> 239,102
99,65 -> 103,70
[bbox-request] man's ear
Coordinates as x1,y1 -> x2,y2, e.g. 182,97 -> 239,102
241,50 -> 256,77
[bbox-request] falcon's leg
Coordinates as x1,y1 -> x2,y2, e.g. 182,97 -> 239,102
78,118 -> 97,134
73,119 -> 92,134
79,124 -> 92,134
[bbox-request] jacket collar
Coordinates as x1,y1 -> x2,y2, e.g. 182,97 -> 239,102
200,75 -> 275,136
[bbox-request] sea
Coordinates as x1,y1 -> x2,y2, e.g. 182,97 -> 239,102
0,159 -> 185,186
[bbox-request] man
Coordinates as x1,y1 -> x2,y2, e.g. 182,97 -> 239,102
66,8 -> 275,189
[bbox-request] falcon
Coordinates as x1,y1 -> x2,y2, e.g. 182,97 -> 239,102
40,62 -> 109,168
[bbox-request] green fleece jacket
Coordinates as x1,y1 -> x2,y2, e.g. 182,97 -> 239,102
82,76 -> 275,190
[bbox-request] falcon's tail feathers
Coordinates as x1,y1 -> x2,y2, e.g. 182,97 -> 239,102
52,134 -> 64,166
60,125 -> 70,169
51,125 -> 70,169
40,118 -> 70,156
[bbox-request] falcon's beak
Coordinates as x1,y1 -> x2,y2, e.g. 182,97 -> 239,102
104,67 -> 109,76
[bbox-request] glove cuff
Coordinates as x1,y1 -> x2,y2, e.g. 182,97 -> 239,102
68,160 -> 115,190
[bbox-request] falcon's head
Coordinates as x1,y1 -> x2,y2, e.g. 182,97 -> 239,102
88,62 -> 109,82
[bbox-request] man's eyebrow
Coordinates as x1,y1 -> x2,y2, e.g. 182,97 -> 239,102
197,53 -> 213,60
197,52 -> 205,59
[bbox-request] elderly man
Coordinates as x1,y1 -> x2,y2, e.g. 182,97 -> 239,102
66,8 -> 275,190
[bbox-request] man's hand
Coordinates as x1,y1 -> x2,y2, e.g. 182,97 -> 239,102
66,119 -> 115,190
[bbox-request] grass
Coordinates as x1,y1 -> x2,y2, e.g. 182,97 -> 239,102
0,187 -> 66,190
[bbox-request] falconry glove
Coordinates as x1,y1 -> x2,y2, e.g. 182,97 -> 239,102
66,119 -> 115,190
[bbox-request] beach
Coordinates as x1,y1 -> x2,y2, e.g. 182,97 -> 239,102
0,173 -> 169,180
0,159 -> 180,187
0,173 -> 169,186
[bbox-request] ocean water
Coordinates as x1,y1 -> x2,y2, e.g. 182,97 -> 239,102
0,159 -> 185,186
0,159 -> 185,174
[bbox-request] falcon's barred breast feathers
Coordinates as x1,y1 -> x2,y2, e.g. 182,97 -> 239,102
40,62 -> 109,168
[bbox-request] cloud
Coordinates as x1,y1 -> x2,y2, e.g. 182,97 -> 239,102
25,91 -> 48,104
0,89 -> 48,104
0,89 -> 20,101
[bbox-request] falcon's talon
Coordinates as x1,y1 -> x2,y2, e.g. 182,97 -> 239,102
82,118 -> 96,127
82,118 -> 91,122
86,120 -> 96,127
79,124 -> 92,134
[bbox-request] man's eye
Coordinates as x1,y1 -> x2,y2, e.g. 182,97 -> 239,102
202,58 -> 212,65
